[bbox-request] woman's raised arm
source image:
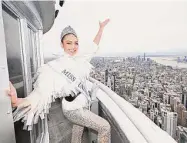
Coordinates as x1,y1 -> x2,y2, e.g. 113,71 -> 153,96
81,19 -> 110,62
93,19 -> 110,45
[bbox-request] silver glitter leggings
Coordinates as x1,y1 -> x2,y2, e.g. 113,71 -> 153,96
63,108 -> 111,143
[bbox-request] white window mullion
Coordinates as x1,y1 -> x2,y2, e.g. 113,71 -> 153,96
31,30 -> 38,73
36,30 -> 44,66
19,18 -> 33,94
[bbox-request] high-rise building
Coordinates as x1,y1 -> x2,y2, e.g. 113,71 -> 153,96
150,109 -> 155,121
163,93 -> 169,104
161,110 -> 177,139
112,73 -> 116,91
177,104 -> 186,126
156,116 -> 162,128
138,55 -> 140,61
150,100 -> 159,110
174,97 -> 181,112
106,76 -> 112,89
170,96 -> 175,111
104,69 -> 108,85
176,126 -> 187,143
181,111 -> 187,127
181,90 -> 187,109
140,101 -> 148,114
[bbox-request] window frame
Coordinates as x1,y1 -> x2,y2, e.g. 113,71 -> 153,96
0,1 -> 16,143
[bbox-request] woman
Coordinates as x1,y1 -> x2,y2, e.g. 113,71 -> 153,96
8,19 -> 111,143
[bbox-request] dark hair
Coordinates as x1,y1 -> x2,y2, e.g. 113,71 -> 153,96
61,34 -> 77,43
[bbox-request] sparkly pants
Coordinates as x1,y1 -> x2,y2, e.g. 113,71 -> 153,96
63,108 -> 111,143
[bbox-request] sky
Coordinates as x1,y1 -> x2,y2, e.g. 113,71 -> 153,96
42,0 -> 187,57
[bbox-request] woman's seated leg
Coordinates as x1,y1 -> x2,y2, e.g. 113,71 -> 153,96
63,108 -> 111,143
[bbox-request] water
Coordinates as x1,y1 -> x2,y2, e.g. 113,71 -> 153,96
150,57 -> 187,69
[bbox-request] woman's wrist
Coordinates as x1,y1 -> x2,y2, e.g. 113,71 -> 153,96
99,27 -> 104,31
12,98 -> 23,107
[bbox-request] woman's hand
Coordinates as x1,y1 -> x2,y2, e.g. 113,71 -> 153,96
99,19 -> 110,29
7,81 -> 24,107
7,81 -> 18,107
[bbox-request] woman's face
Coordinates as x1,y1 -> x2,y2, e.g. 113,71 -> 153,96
61,34 -> 79,56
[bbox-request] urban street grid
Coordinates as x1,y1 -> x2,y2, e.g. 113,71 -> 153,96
90,56 -> 187,143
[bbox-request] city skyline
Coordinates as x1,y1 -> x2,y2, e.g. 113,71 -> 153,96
90,56 -> 187,142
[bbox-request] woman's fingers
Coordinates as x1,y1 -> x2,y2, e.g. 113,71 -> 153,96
6,89 -> 11,96
99,18 -> 110,28
9,81 -> 14,91
103,19 -> 110,24
6,81 -> 18,107
7,82 -> 17,97
17,99 -> 31,109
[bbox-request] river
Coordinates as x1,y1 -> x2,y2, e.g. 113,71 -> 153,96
150,57 -> 187,69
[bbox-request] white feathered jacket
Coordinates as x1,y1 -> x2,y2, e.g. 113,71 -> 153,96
13,42 -> 99,130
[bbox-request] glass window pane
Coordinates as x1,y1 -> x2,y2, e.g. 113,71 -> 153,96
29,29 -> 38,74
2,6 -> 24,98
27,28 -> 38,85
28,28 -> 34,77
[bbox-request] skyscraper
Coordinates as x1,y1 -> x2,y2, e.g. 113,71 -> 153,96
150,109 -> 155,121
106,76 -> 112,89
174,97 -> 181,112
105,69 -> 108,85
176,126 -> 187,143
177,103 -> 187,127
161,110 -> 177,139
163,93 -> 169,104
112,73 -> 116,92
181,90 -> 187,109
